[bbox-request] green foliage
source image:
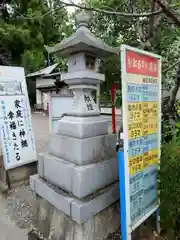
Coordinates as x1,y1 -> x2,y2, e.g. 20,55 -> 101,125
0,0 -> 73,103
160,139 -> 180,238
162,31 -> 180,89
0,0 -> 72,72
162,99 -> 180,143
176,100 -> 180,118
22,50 -> 45,73
160,106 -> 180,237
83,0 -> 180,107
52,55 -> 68,72
100,55 -> 121,97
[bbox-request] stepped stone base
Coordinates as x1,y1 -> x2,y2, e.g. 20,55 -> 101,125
30,174 -> 119,224
32,194 -> 120,240
48,134 -> 116,165
57,116 -> 108,138
38,152 -> 118,198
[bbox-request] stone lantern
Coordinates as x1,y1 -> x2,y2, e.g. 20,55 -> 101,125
30,11 -> 120,240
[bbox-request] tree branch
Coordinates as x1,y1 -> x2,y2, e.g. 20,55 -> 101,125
51,0 -> 180,18
10,0 -> 180,19
147,0 -> 156,41
163,60 -> 180,75
58,0 -> 162,17
155,0 -> 180,27
131,0 -> 146,44
153,0 -> 168,27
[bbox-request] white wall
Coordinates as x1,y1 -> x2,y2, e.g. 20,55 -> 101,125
36,78 -> 55,88
49,94 -> 73,134
36,89 -> 42,104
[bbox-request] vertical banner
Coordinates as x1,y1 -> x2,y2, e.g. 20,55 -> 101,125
119,45 -> 161,239
0,67 -> 37,170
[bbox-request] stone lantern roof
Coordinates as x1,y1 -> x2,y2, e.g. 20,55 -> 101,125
45,11 -> 118,58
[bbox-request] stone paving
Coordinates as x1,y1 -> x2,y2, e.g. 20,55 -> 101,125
31,113 -> 50,153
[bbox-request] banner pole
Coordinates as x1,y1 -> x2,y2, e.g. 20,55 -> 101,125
118,148 -> 131,240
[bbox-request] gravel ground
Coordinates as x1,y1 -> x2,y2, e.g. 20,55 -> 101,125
3,185 -> 122,239
105,232 -> 120,240
4,186 -> 36,229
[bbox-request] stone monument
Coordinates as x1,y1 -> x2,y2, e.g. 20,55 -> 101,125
30,11 -> 120,240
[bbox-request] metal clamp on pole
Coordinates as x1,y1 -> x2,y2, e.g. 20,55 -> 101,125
116,126 -> 124,152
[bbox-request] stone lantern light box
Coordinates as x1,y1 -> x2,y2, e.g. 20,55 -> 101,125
45,10 -> 118,117
68,53 -> 99,72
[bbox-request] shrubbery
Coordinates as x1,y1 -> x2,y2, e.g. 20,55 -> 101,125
160,119 -> 180,238
160,140 -> 180,238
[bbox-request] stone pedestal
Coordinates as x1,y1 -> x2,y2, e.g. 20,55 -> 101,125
30,116 -> 120,239
31,195 -> 119,240
30,10 -> 119,239
30,117 -> 119,210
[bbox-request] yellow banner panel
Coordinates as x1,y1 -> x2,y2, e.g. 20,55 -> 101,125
143,149 -> 158,168
129,155 -> 143,175
143,102 -> 158,119
128,121 -> 143,139
143,119 -> 158,135
128,102 -> 143,121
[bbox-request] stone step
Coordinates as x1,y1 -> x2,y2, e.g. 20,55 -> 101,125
30,174 -> 119,224
57,116 -> 108,138
48,133 -> 116,166
38,152 -> 118,198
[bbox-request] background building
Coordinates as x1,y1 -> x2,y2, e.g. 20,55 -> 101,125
26,64 -> 69,112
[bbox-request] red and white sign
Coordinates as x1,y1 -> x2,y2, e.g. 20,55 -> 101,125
126,50 -> 159,78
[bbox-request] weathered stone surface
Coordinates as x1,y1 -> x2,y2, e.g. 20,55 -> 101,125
37,153 -> 44,178
57,116 -> 108,138
37,152 -> 118,198
71,158 -> 118,198
38,153 -> 75,193
71,182 -> 119,223
48,134 -> 116,165
30,174 -> 74,216
33,194 -> 120,240
30,175 -> 119,224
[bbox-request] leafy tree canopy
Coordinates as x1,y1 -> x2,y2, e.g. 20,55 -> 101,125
81,0 -> 180,107
0,0 -> 72,72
